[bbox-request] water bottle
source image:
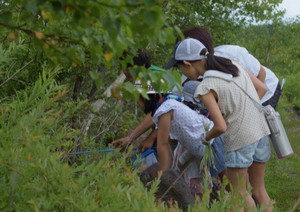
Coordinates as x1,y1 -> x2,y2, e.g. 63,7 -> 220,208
264,105 -> 294,159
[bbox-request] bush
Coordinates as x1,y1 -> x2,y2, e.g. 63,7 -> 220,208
0,69 -> 164,211
283,72 -> 300,115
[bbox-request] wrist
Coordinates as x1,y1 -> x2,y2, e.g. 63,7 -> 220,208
127,134 -> 134,143
201,132 -> 210,145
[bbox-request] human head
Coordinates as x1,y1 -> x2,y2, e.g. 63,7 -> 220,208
132,49 -> 151,68
137,92 -> 182,116
164,38 -> 208,80
124,49 -> 151,82
182,80 -> 208,115
182,80 -> 201,106
177,26 -> 215,54
137,94 -> 161,115
165,38 -> 239,78
135,79 -> 182,115
134,80 -> 162,115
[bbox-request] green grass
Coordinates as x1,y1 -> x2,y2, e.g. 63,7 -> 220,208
265,97 -> 300,211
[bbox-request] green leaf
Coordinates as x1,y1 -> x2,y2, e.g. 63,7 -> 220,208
0,11 -> 12,23
89,71 -> 102,89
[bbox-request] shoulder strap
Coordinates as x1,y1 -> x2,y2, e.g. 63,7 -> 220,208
203,70 -> 264,112
203,70 -> 233,82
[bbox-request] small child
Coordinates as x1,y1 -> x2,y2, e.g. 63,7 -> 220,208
138,82 -> 226,198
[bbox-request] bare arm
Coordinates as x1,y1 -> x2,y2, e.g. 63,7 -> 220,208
140,129 -> 157,152
157,111 -> 173,171
111,113 -> 154,148
200,91 -> 227,141
257,65 -> 266,83
246,70 -> 267,99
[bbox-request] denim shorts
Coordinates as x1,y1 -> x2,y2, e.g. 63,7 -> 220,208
209,135 -> 227,177
225,136 -> 270,168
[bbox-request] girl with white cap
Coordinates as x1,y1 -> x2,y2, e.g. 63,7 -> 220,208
165,38 -> 272,211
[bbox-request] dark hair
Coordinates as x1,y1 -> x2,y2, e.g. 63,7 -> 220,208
183,100 -> 209,117
142,94 -> 161,116
179,26 -> 239,77
133,49 -> 151,68
205,54 -> 239,77
178,26 -> 215,54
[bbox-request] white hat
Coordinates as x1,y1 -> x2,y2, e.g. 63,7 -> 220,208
164,38 -> 207,69
134,80 -> 156,94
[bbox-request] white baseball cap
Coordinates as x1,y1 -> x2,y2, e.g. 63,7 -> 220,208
164,38 -> 207,69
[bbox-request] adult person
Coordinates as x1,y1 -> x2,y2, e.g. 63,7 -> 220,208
165,38 -> 272,211
173,26 -> 281,108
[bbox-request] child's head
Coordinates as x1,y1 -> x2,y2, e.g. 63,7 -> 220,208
124,49 -> 151,82
137,92 -> 182,116
182,80 -> 209,116
134,80 -> 161,115
182,80 -> 202,109
132,49 -> 151,69
164,38 -> 208,79
177,26 -> 215,54
137,94 -> 161,115
165,38 -> 239,78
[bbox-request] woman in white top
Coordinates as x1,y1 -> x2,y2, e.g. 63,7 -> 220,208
165,38 -> 272,211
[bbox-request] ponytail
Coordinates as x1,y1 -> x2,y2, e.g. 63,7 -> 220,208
205,53 -> 239,77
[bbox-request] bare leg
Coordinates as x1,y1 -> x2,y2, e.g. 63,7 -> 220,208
248,162 -> 273,212
226,167 -> 256,211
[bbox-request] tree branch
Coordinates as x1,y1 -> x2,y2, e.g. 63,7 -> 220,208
82,73 -> 126,137
0,59 -> 34,87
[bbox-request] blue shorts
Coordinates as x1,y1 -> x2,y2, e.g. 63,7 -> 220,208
225,136 -> 270,168
209,135 -> 226,177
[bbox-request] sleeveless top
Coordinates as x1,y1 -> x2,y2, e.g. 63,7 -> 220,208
194,61 -> 270,152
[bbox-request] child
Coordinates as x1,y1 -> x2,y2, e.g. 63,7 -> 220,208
165,38 -> 272,211
139,88 -> 226,197
176,26 -> 281,108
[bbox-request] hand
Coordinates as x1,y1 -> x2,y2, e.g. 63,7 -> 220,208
140,138 -> 155,152
111,136 -> 132,148
201,132 -> 211,145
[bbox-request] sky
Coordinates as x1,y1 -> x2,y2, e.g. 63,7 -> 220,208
278,0 -> 300,19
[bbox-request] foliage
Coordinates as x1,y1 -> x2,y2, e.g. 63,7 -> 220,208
0,70 -> 164,211
1,0 -> 299,211
0,0 -> 285,100
237,19 -> 300,114
0,0 -> 181,101
165,0 -> 283,44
